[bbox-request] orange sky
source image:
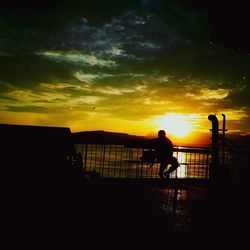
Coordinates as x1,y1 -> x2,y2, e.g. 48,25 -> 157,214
0,1 -> 249,146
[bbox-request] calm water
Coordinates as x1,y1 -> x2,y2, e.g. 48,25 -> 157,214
76,144 -> 210,179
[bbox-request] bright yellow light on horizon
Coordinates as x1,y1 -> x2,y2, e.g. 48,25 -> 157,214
153,113 -> 194,138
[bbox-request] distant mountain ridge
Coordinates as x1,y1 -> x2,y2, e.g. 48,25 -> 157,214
72,130 -> 148,145
72,130 -> 250,148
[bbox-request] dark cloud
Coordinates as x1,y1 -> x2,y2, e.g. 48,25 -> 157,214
0,54 -> 78,87
0,0 -> 250,134
5,105 -> 56,113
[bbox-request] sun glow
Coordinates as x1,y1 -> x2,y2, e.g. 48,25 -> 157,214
153,114 -> 194,138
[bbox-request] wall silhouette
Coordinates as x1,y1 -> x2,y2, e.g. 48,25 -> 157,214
0,124 -> 83,189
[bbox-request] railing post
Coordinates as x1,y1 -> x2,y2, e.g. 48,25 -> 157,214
84,144 -> 88,173
205,151 -> 209,180
175,146 -> 179,178
221,114 -> 226,167
208,114 -> 219,182
140,148 -> 145,178
101,144 -> 106,177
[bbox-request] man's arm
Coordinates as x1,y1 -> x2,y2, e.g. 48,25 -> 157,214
166,138 -> 174,151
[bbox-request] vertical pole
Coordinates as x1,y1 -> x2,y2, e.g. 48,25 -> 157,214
101,144 -> 106,177
84,144 -> 88,173
222,114 -> 226,167
141,148 -> 145,178
175,146 -> 179,178
119,146 -> 123,177
206,151 -> 209,180
107,145 -> 111,177
208,114 -> 219,181
114,145 -> 117,177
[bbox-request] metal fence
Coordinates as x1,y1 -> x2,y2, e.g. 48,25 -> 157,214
219,145 -> 250,180
75,144 -> 211,179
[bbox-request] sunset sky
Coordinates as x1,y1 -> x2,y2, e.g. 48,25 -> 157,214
0,0 -> 250,144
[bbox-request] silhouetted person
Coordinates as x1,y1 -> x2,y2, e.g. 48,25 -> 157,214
150,130 -> 180,179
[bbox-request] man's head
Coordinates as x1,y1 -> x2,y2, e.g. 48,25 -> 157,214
158,130 -> 166,138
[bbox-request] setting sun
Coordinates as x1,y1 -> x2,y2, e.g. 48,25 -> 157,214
153,114 -> 195,138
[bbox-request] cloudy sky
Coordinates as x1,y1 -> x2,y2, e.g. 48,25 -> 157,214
0,0 -> 249,143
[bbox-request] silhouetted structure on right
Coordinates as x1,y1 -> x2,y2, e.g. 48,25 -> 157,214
207,114 -> 249,245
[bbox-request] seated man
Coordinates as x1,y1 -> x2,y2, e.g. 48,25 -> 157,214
149,130 -> 180,179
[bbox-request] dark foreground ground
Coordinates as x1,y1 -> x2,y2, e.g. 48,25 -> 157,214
4,177 -> 249,248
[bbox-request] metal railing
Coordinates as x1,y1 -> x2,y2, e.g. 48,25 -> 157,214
75,144 -> 211,179
218,143 -> 250,180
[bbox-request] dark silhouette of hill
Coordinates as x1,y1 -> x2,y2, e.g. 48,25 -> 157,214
72,130 -> 148,145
